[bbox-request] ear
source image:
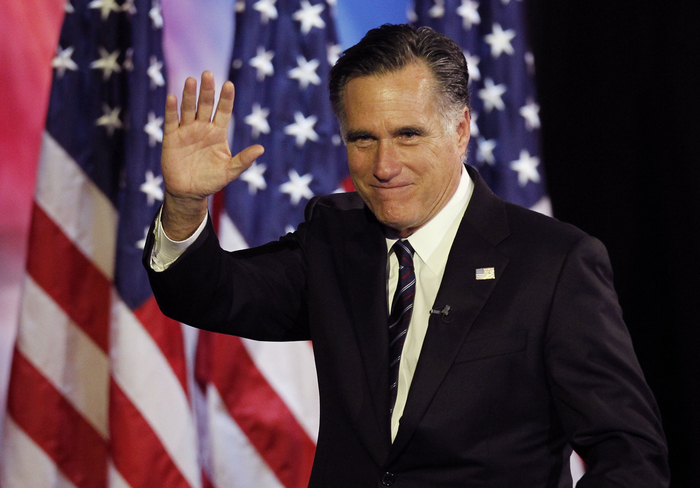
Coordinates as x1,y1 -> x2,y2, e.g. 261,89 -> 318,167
456,108 -> 471,154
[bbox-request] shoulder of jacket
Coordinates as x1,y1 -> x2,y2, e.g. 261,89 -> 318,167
304,192 -> 366,221
500,201 -> 599,258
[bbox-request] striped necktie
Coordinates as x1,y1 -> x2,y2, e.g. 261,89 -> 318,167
388,240 -> 416,413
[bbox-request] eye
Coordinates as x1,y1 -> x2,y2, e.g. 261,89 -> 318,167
347,131 -> 376,148
397,128 -> 424,143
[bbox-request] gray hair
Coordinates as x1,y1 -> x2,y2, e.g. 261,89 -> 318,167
329,24 -> 470,134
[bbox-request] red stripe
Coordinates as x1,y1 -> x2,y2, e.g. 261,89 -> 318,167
195,331 -> 316,488
211,190 -> 224,234
6,349 -> 108,488
109,379 -> 192,488
26,203 -> 110,351
201,469 -> 216,488
340,176 -> 355,192
134,296 -> 189,397
194,331 -> 213,394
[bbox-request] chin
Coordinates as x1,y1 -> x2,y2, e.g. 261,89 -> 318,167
367,200 -> 418,228
376,215 -> 417,236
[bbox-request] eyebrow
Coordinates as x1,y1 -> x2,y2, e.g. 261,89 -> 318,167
345,126 -> 428,142
394,126 -> 427,137
345,130 -> 375,142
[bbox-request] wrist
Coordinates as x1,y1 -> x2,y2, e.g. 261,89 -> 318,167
162,192 -> 208,241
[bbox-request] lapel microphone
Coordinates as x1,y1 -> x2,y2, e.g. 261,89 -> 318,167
430,305 -> 453,323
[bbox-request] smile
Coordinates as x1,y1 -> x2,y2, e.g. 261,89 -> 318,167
371,183 -> 413,190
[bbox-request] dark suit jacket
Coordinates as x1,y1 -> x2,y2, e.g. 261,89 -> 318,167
145,165 -> 668,487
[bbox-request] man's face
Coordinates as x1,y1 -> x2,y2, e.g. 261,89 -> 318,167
342,62 -> 470,238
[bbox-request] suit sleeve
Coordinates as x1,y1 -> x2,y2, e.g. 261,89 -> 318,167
544,235 -> 669,487
142,211 -> 311,342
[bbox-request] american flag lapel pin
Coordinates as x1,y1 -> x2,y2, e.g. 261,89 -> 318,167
475,267 -> 496,280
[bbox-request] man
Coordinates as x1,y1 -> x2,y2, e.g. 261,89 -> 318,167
145,24 -> 668,487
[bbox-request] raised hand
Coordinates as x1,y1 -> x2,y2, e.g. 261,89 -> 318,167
160,71 -> 264,240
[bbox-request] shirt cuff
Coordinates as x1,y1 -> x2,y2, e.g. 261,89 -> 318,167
149,207 -> 208,272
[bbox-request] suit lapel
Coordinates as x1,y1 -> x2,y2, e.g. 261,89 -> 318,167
388,166 -> 512,461
342,208 -> 394,450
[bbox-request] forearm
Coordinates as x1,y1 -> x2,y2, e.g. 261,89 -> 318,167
145,216 -> 311,341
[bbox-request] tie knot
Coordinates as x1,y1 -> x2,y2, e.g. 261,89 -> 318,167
393,240 -> 414,267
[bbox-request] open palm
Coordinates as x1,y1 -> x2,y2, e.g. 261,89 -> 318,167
160,71 -> 263,239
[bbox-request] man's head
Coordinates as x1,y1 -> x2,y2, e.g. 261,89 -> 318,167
329,25 -> 471,238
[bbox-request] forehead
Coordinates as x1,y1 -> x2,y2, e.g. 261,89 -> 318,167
343,63 -> 441,128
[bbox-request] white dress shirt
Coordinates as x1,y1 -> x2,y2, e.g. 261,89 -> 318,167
149,207 -> 207,272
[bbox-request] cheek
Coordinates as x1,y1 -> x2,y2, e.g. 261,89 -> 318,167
347,152 -> 373,181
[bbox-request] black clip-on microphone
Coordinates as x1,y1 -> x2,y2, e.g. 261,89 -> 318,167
429,304 -> 453,323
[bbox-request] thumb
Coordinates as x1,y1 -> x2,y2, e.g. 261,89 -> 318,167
229,144 -> 265,180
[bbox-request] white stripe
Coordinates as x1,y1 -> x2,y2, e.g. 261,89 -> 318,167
529,195 -> 553,216
35,131 -> 118,279
16,276 -> 109,439
0,417 -> 78,488
242,339 -> 320,441
108,460 -> 133,488
389,329 -> 408,348
109,292 -> 200,488
218,210 -> 249,252
571,453 -> 585,486
207,385 -> 284,488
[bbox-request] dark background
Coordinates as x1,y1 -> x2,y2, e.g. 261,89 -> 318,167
528,2 -> 699,486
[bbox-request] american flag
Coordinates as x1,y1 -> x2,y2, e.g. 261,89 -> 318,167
193,1 -> 347,487
0,1 -> 201,487
411,0 -> 551,214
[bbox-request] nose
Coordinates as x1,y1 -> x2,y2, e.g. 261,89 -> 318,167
373,140 -> 401,182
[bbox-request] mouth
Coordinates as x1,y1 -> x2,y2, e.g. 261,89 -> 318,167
371,183 -> 412,191
369,185 -> 413,201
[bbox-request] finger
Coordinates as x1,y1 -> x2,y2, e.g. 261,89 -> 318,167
213,80 -> 235,129
180,77 -> 198,126
196,71 -> 216,122
229,144 -> 265,180
163,94 -> 180,136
